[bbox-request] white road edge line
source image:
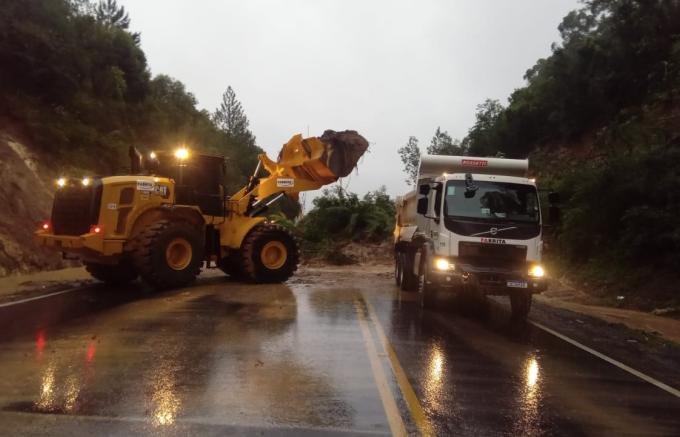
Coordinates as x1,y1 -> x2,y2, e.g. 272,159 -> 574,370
0,286 -> 92,308
531,320 -> 680,398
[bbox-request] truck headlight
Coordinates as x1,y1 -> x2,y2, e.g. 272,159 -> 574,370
434,258 -> 455,271
174,147 -> 189,160
56,177 -> 66,188
529,265 -> 545,278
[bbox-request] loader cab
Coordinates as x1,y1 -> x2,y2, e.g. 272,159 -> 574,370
140,150 -> 226,217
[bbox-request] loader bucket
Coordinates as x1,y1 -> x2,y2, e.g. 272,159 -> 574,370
272,130 -> 369,184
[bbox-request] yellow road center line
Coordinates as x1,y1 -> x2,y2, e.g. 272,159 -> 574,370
353,300 -> 407,437
363,298 -> 435,437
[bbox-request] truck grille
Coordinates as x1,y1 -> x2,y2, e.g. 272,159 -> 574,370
458,241 -> 526,268
51,180 -> 102,236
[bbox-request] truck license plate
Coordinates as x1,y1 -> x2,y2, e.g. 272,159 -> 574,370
507,280 -> 528,288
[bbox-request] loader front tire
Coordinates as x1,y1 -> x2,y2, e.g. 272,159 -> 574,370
84,261 -> 138,285
241,224 -> 299,283
132,220 -> 203,289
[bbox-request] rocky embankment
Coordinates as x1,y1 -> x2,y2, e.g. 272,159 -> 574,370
0,134 -> 62,275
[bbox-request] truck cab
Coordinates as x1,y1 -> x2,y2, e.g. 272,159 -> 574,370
394,155 -> 552,318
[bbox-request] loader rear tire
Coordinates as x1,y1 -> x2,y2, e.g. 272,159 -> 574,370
132,220 -> 203,289
84,261 -> 137,285
241,224 -> 299,283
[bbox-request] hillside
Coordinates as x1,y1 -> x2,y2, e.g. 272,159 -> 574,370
0,0 -> 264,275
459,0 -> 680,307
0,134 -> 62,275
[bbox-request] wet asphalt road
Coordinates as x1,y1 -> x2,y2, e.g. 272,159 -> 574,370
0,267 -> 679,436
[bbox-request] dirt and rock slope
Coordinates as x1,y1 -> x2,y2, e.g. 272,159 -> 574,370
0,134 -> 62,275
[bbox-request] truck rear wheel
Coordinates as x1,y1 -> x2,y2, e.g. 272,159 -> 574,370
132,220 -> 203,289
241,224 -> 299,283
400,252 -> 418,291
394,254 -> 403,286
510,291 -> 532,319
84,261 -> 137,285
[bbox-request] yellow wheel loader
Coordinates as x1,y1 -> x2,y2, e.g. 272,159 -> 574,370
36,130 -> 368,289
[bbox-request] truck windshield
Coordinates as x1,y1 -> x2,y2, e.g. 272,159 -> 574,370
444,180 -> 539,223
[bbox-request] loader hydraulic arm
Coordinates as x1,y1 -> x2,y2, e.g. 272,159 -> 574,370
228,131 -> 368,216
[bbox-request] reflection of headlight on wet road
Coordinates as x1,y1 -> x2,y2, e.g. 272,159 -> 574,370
526,358 -> 539,387
151,367 -> 181,426
430,348 -> 444,382
36,364 -> 56,411
64,374 -> 80,412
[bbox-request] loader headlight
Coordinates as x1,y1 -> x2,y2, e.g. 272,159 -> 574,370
149,151 -> 157,159
434,258 -> 455,271
81,177 -> 91,186
174,147 -> 189,160
56,177 -> 66,188
528,265 -> 545,278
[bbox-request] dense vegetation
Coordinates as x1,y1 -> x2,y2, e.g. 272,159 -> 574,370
294,186 -> 395,264
400,0 -> 680,303
0,0 -> 261,190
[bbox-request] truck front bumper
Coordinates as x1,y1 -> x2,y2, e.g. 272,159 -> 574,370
35,230 -> 124,258
428,263 -> 547,295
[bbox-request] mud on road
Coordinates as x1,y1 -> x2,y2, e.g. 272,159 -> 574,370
0,265 -> 679,435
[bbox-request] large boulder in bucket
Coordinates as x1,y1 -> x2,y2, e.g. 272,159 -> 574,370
318,130 -> 369,178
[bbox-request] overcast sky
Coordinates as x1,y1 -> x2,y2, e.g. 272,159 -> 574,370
122,0 -> 580,208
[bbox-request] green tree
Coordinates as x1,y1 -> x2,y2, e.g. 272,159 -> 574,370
94,0 -> 140,43
464,99 -> 504,156
299,185 -> 395,243
427,127 -> 464,155
397,136 -> 421,186
213,86 -> 256,146
95,0 -> 129,29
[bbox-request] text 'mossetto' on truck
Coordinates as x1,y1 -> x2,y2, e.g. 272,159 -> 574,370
394,155 -> 561,319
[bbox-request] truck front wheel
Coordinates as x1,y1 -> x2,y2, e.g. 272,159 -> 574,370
132,220 -> 203,289
84,260 -> 138,285
241,224 -> 299,283
417,254 -> 438,308
510,291 -> 532,319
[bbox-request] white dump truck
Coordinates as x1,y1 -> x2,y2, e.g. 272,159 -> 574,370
394,155 -> 559,318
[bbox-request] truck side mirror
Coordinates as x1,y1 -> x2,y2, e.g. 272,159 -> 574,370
417,197 -> 429,215
548,192 -> 561,204
418,184 -> 430,195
